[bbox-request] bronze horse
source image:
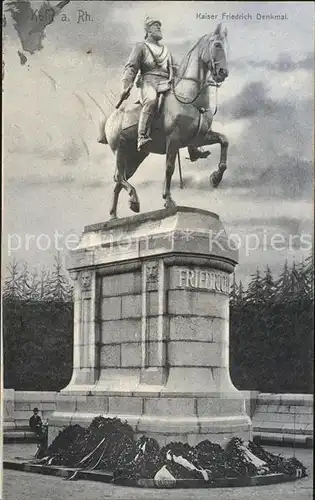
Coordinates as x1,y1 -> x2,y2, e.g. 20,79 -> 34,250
100,23 -> 229,219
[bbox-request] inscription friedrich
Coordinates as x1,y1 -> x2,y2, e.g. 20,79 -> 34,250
178,268 -> 229,294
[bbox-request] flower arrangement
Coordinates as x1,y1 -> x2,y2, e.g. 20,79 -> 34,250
36,417 -> 307,484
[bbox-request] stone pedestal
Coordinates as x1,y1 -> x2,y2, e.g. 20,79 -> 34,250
48,206 -> 252,446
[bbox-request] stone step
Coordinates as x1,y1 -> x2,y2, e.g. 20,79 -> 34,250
253,422 -> 313,435
3,421 -> 17,431
4,430 -> 38,443
255,404 -> 313,415
253,408 -> 313,424
4,422 -> 33,432
254,432 -> 313,448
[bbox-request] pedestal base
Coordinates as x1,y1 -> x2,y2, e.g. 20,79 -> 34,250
49,207 -> 252,447
48,389 -> 252,447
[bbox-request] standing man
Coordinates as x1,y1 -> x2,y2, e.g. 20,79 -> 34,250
29,407 -> 42,439
120,17 -> 210,160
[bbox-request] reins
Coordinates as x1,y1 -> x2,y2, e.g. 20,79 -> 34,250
171,78 -> 220,115
213,84 -> 218,116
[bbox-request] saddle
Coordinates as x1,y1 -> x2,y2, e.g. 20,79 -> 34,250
134,79 -> 170,115
127,83 -> 208,145
156,81 -> 171,113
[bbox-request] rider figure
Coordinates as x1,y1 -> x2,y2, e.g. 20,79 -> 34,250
120,17 -> 210,161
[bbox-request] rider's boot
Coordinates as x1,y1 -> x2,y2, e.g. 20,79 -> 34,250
137,111 -> 153,152
188,146 -> 211,162
97,133 -> 107,144
97,118 -> 107,144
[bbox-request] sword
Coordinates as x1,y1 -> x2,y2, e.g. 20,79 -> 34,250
115,85 -> 132,109
177,151 -> 184,189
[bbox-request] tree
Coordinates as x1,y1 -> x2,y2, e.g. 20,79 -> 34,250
229,272 -> 239,306
274,260 -> 291,303
244,268 -> 265,305
3,259 -> 24,300
46,253 -> 73,302
288,260 -> 307,302
237,281 -> 244,305
301,254 -> 314,301
19,262 -> 41,301
261,265 -> 276,303
39,267 -> 52,301
27,269 -> 43,301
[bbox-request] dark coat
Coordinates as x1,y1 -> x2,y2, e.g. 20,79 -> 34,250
29,414 -> 42,434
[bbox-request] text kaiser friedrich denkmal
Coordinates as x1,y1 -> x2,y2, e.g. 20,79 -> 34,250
196,12 -> 288,21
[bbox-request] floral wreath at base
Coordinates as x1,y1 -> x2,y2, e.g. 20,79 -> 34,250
35,416 -> 307,485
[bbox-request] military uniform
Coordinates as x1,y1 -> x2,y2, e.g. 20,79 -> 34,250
122,19 -> 174,150
122,40 -> 173,100
121,17 -> 210,159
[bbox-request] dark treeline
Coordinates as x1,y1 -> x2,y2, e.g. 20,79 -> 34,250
230,255 -> 314,393
3,255 -> 314,393
3,256 -> 74,390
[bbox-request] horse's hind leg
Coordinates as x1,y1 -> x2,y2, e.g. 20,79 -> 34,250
125,150 -> 149,212
115,134 -> 140,213
109,182 -> 123,219
163,140 -> 178,209
114,133 -> 149,215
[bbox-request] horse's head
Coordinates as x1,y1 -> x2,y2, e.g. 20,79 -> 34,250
201,23 -> 229,84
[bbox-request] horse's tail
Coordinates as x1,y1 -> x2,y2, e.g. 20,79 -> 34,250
97,117 -> 108,144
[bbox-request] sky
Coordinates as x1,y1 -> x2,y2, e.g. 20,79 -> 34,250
2,1 -> 314,286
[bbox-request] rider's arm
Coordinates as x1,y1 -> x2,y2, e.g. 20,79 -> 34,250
172,61 -> 179,77
168,54 -> 178,81
122,43 -> 144,91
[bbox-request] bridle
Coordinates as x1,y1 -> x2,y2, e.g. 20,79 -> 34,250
171,36 -> 226,113
202,42 -> 226,77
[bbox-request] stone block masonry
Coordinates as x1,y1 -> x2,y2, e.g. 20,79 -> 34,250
252,393 -> 313,446
5,389 -> 312,448
48,206 -> 252,446
3,390 -> 58,440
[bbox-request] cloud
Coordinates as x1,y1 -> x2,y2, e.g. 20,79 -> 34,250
219,156 -> 313,200
249,52 -> 314,73
7,173 -> 110,189
256,157 -> 313,200
8,173 -> 77,187
229,216 -> 311,234
165,155 -> 313,201
220,81 -> 293,120
230,52 -> 314,73
61,139 -> 82,166
210,81 -> 313,202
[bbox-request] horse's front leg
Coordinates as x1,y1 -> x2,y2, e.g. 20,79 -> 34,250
163,143 -> 178,209
204,130 -> 228,188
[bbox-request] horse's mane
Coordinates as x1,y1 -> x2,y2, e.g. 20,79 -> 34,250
176,29 -> 228,80
176,34 -> 208,79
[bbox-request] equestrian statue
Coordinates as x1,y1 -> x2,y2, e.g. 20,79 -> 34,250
98,18 -> 229,219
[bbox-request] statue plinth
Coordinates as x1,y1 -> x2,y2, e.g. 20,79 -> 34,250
48,206 -> 252,447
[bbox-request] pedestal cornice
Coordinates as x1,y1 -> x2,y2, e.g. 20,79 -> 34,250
67,206 -> 238,272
